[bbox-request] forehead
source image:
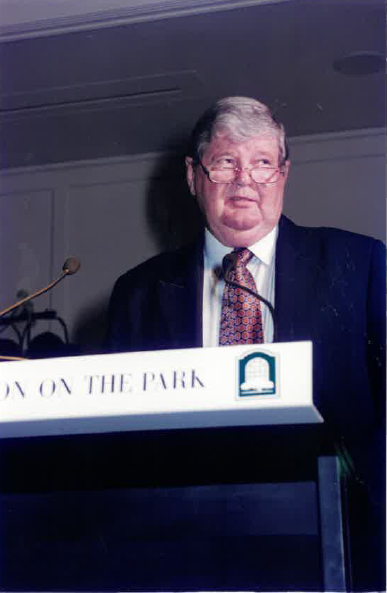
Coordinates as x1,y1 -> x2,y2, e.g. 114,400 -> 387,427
203,133 -> 280,161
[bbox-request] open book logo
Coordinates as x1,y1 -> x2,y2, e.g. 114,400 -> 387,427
238,350 -> 278,398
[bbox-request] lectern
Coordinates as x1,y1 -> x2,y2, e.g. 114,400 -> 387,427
0,342 -> 348,591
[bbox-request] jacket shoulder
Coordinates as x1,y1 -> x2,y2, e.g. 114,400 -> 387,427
280,215 -> 385,253
117,242 -> 196,280
111,239 -> 202,296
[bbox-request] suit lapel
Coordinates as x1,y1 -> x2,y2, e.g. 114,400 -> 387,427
157,238 -> 204,349
274,216 -> 322,343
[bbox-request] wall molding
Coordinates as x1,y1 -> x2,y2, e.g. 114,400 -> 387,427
0,127 -> 384,182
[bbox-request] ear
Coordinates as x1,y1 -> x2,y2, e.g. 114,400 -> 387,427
185,156 -> 196,196
281,160 -> 291,184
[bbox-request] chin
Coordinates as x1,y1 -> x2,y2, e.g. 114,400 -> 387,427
221,211 -> 262,232
219,220 -> 277,247
215,227 -> 260,248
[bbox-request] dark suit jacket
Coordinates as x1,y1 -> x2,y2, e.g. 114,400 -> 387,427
106,214 -> 385,589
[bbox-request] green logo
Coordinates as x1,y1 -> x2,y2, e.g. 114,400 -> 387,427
238,350 -> 278,398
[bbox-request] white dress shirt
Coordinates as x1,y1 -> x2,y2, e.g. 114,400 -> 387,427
202,226 -> 277,346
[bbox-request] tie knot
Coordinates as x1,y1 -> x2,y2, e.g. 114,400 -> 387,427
235,248 -> 253,267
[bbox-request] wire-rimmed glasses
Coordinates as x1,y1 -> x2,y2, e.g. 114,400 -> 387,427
198,160 -> 284,184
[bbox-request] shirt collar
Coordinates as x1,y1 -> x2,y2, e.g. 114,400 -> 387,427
204,225 -> 278,269
248,225 -> 278,266
204,228 -> 230,270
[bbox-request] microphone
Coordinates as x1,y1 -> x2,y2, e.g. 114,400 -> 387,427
63,257 -> 81,276
0,257 -> 81,319
220,252 -> 276,330
222,252 -> 239,280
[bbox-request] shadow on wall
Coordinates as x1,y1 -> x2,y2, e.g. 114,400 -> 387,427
145,148 -> 203,253
73,295 -> 110,355
73,147 -> 203,354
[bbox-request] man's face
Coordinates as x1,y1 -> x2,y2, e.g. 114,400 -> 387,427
186,133 -> 290,247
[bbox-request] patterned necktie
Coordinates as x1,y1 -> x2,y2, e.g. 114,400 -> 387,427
219,248 -> 264,346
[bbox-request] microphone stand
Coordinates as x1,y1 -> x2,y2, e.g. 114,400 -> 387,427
222,253 -> 276,329
224,275 -> 276,328
0,258 -> 80,361
0,271 -> 67,319
0,257 -> 80,320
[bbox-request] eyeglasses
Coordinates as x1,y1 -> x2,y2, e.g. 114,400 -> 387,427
198,160 -> 284,185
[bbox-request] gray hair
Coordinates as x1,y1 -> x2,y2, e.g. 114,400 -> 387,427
188,96 -> 288,165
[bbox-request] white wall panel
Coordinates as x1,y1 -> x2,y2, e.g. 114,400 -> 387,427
0,189 -> 54,345
285,129 -> 386,240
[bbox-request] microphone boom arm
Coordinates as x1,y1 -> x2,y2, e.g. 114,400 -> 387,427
0,272 -> 67,318
224,274 -> 276,328
0,257 -> 80,319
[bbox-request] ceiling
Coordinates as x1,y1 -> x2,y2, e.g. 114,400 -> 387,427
0,0 -> 385,170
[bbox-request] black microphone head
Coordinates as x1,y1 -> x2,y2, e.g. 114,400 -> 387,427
63,257 -> 81,275
222,252 -> 238,278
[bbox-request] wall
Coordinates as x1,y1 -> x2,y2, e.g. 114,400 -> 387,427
0,128 -> 385,353
284,129 -> 386,239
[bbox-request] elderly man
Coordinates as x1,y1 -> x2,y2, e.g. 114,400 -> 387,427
107,95 -> 384,425
107,97 -> 385,587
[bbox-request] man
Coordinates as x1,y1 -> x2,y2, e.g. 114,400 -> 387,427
106,97 -> 385,588
107,96 -> 384,420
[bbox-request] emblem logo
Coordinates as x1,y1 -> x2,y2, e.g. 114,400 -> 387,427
238,350 -> 279,398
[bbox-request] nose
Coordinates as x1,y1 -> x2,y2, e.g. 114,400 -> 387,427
234,166 -> 253,186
